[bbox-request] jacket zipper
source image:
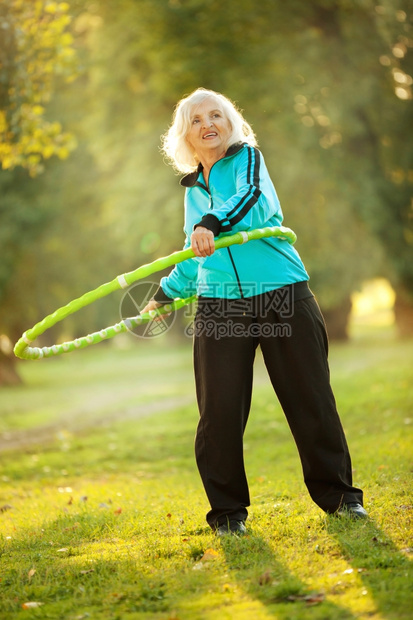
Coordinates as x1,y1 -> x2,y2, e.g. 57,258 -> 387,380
226,247 -> 244,298
199,183 -> 245,299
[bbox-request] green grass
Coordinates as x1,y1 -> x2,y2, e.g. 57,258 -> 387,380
0,331 -> 412,619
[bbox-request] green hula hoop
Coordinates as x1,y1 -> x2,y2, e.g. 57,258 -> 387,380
13,226 -> 296,360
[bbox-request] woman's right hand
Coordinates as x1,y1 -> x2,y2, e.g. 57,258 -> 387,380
191,226 -> 215,257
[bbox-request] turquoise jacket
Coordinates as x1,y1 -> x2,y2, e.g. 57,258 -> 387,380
156,142 -> 309,301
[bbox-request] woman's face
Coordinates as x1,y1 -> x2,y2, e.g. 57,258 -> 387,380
186,97 -> 232,162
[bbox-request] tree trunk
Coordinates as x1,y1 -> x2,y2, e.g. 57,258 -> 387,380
394,289 -> 413,338
0,349 -> 22,386
321,296 -> 352,341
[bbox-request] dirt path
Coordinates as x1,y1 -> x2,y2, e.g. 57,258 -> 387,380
0,394 -> 194,453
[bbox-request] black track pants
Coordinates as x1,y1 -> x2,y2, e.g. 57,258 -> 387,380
193,290 -> 363,529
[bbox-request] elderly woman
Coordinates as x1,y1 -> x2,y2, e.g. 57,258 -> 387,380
142,88 -> 367,535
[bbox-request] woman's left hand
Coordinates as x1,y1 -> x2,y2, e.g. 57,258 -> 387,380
191,226 -> 215,257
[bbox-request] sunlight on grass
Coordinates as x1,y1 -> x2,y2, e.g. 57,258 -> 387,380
1,331 -> 412,619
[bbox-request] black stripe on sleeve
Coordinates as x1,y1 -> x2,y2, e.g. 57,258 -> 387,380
226,147 -> 262,226
253,147 -> 260,187
247,146 -> 252,185
226,147 -> 253,219
229,187 -> 262,227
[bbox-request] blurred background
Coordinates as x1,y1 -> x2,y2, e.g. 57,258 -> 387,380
0,0 -> 412,386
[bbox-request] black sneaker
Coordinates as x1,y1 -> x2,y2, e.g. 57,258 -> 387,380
216,520 -> 247,536
337,502 -> 368,519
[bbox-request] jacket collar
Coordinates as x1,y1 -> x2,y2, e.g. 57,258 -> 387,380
180,142 -> 245,187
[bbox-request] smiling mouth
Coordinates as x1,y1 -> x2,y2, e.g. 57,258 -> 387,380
203,132 -> 218,139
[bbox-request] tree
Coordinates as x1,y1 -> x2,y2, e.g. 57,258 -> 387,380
0,0 -> 80,384
0,0 -> 78,176
86,0 -> 386,338
2,0 -> 410,389
280,0 -> 413,335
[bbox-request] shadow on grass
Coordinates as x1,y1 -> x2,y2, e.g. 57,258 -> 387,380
326,515 -> 413,620
3,507 -> 412,619
1,508 -> 359,620
219,530 -> 357,619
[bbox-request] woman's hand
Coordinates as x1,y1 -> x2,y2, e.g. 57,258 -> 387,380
140,299 -> 163,316
191,226 -> 215,257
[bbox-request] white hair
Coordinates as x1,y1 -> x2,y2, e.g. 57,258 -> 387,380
161,88 -> 258,174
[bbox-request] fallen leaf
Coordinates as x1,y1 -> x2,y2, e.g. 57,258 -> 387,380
305,592 -> 325,605
258,570 -> 272,585
166,513 -> 172,518
79,569 -> 95,575
22,602 -> 44,609
27,568 -> 36,581
67,497 -> 73,505
114,507 -> 122,515
0,504 -> 12,513
57,548 -> 69,553
287,592 -> 325,605
201,548 -> 219,561
80,496 -> 88,502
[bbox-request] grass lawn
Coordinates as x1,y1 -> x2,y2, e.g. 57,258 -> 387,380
0,329 -> 412,619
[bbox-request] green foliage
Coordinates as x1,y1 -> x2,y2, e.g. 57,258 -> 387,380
0,0 -> 78,176
299,0 -> 413,299
83,0 -> 412,310
1,0 -> 412,372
